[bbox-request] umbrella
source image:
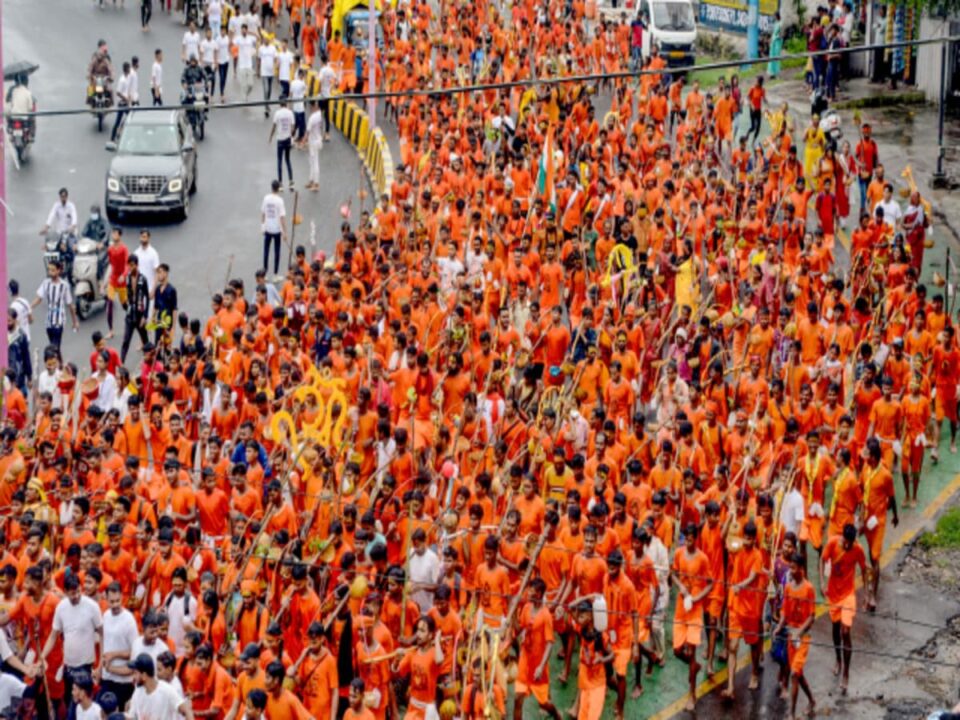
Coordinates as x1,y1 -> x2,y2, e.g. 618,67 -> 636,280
3,61 -> 39,82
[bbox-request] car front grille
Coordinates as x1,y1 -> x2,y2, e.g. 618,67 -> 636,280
121,175 -> 166,194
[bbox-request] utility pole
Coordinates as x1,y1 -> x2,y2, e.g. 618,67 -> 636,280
367,0 -> 376,128
0,0 -> 9,372
934,38 -> 948,183
745,0 -> 760,70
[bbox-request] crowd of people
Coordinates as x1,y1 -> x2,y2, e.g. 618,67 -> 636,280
1,1 -> 953,720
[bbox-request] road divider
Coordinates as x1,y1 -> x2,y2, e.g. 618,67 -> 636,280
330,98 -> 394,198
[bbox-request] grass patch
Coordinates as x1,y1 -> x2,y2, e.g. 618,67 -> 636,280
688,56 -> 764,88
834,91 -> 928,109
918,506 -> 960,549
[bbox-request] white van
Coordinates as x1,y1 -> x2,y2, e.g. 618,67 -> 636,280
637,0 -> 698,68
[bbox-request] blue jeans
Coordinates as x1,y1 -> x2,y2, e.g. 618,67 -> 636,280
858,178 -> 869,211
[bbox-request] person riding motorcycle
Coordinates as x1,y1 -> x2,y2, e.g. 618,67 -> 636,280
39,188 -> 79,277
180,57 -> 206,95
87,39 -> 115,106
4,74 -> 36,137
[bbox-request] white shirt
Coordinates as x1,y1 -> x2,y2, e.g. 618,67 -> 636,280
306,109 -> 324,145
207,0 -> 223,27
52,596 -> 103,667
643,536 -> 670,611
10,296 -> 31,340
408,548 -> 440,612
161,677 -> 185,702
128,67 -> 140,104
162,591 -> 198,656
216,32 -> 231,65
258,44 -> 277,77
272,107 -> 295,141
875,199 -> 902,228
151,61 -> 163,91
290,78 -> 307,113
75,701 -> 102,720
92,371 -> 118,413
101,607 -> 139,683
183,31 -> 202,60
235,34 -> 257,70
129,681 -> 185,720
36,278 -> 73,330
46,200 -> 78,234
200,38 -> 218,66
130,636 -> 167,668
134,244 -> 160,293
261,193 -> 286,234
0,673 -> 25,713
318,65 -> 337,97
277,50 -> 295,81
779,487 -> 806,537
115,73 -> 131,104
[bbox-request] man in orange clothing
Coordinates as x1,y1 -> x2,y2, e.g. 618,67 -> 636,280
287,621 -> 338,720
723,521 -> 765,699
602,549 -> 638,720
859,437 -> 899,611
775,552 -> 817,720
670,524 -> 713,712
513,578 -> 562,720
573,599 -> 613,720
819,524 -> 867,695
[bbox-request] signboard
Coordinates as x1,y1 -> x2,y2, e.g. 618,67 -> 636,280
698,0 -> 779,34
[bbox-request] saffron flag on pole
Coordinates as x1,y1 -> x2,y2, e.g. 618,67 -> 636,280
537,125 -> 557,213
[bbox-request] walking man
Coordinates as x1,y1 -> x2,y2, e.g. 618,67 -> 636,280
260,180 -> 287,278
235,24 -> 258,101
32,260 -> 78,349
775,552 -> 817,720
318,55 -> 337,141
269,98 -> 295,189
305,101 -> 324,191
819,523 -> 867,695
111,62 -> 132,142
121,255 -> 151,363
151,49 -> 163,105
258,36 -> 277,118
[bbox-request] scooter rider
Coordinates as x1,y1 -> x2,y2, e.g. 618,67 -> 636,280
181,56 -> 206,96
82,204 -> 109,246
88,39 -> 115,102
4,74 -> 36,137
40,188 -> 79,276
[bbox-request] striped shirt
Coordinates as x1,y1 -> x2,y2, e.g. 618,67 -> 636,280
36,278 -> 73,329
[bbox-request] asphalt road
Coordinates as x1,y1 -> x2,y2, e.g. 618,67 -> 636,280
3,0 -> 364,364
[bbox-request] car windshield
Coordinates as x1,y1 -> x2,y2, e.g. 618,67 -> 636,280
117,124 -> 180,155
652,2 -> 695,31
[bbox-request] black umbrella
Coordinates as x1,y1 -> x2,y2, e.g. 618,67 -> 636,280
3,61 -> 39,82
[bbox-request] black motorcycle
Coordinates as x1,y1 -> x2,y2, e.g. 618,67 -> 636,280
183,81 -> 207,140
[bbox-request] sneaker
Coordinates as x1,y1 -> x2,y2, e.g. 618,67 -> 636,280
289,182 -> 295,191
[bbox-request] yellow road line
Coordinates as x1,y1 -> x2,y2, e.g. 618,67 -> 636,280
648,469 -> 960,720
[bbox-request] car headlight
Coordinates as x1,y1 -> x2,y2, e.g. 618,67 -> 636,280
107,177 -> 120,193
168,178 -> 183,193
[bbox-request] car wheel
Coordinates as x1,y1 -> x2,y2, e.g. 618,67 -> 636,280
106,204 -> 120,224
189,166 -> 197,195
178,193 -> 191,222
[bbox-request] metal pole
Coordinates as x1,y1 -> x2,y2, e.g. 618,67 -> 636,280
0,0 -> 9,372
936,39 -> 947,178
745,0 -> 760,69
366,1 -> 376,128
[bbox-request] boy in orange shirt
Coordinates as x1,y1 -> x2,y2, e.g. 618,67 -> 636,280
574,599 -> 613,720
775,552 -> 817,720
513,578 -> 562,720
